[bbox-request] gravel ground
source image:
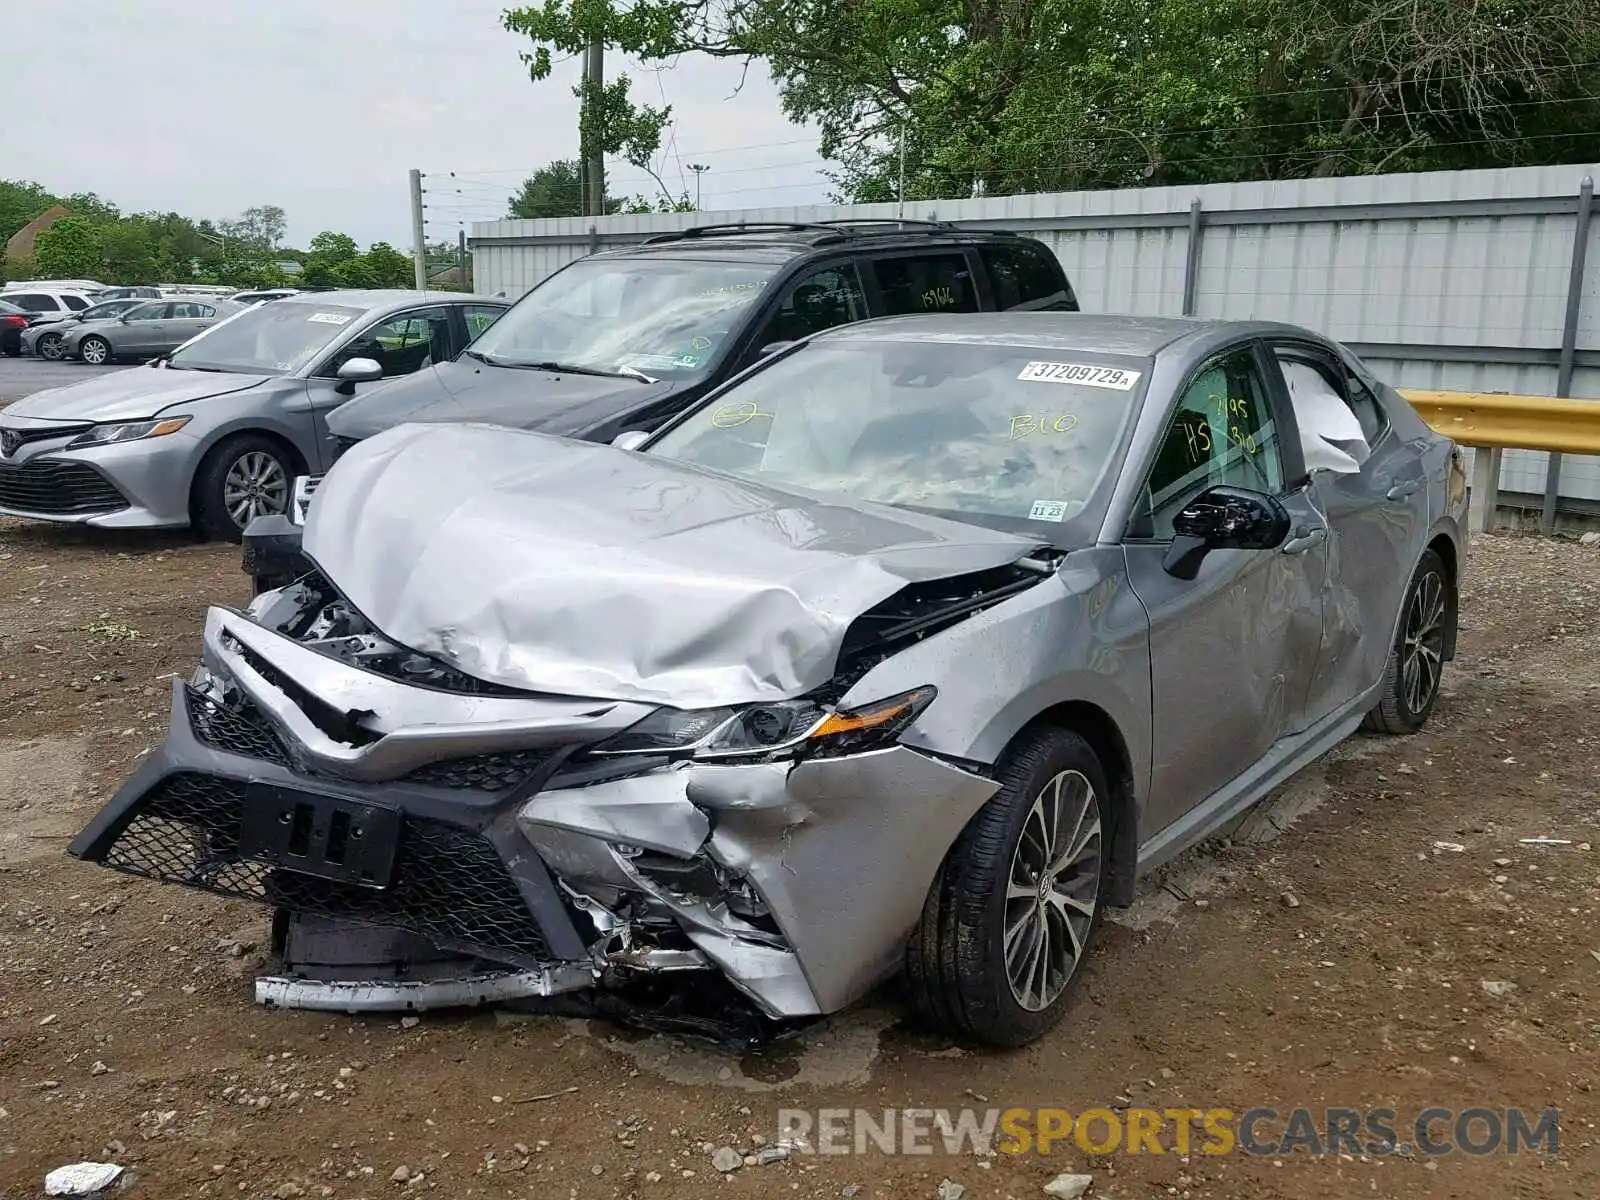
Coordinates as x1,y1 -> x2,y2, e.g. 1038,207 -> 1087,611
1,520 -> 1598,1199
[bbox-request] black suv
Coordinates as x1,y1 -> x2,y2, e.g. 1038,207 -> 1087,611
323,219 -> 1078,449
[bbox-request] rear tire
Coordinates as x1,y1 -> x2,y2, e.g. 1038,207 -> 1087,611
904,726 -> 1108,1047
193,434 -> 295,543
1362,548 -> 1451,734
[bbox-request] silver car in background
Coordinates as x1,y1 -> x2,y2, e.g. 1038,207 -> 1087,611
22,297 -> 150,360
69,313 -> 1467,1048
0,289 -> 509,538
58,297 -> 244,364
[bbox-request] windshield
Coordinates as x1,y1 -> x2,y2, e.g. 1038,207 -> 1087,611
167,300 -> 366,375
469,255 -> 778,379
646,338 -> 1149,530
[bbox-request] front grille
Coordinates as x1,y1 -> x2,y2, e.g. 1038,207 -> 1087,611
0,459 -> 127,514
186,687 -> 549,791
0,423 -> 90,456
101,772 -> 552,966
188,686 -> 292,766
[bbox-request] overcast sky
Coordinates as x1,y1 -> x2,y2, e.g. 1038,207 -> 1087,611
2,0 -> 831,249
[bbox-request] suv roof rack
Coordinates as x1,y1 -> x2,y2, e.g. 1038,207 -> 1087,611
638,218 -> 978,247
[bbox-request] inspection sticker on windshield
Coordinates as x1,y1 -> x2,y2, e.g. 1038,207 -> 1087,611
1029,500 -> 1070,522
307,312 -> 353,325
1018,361 -> 1141,389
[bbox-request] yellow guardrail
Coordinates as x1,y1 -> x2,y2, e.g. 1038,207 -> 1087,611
1398,389 -> 1600,455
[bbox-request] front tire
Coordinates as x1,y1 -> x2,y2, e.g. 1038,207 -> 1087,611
1362,548 -> 1451,734
38,333 -> 65,361
79,336 -> 112,365
904,726 -> 1108,1047
193,435 -> 294,542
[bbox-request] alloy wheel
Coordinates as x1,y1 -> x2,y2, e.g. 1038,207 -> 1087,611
222,451 -> 289,529
1003,769 -> 1102,1012
39,335 -> 64,361
79,338 -> 109,365
1402,570 -> 1447,715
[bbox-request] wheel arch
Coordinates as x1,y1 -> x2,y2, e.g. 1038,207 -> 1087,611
1425,528 -> 1460,660
187,427 -> 309,526
1010,700 -> 1139,907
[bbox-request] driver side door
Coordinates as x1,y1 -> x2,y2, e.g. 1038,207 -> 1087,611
1121,341 -> 1328,837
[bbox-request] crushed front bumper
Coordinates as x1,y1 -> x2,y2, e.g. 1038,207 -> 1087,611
68,606 -> 998,1024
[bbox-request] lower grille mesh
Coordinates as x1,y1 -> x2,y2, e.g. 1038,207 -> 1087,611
102,772 -> 552,966
0,460 -> 127,514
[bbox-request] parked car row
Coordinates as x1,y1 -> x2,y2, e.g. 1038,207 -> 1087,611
1,218 -> 1469,1049
0,283 -> 301,358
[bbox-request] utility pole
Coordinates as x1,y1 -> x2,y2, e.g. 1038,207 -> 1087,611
408,169 -> 428,291
688,163 -> 710,209
582,39 -> 606,216
458,229 -> 469,290
897,120 -> 908,220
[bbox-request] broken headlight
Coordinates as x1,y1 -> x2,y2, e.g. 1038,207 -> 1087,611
593,685 -> 937,762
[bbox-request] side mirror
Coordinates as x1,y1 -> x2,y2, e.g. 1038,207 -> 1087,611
611,430 -> 649,451
758,340 -> 795,358
1161,485 -> 1291,580
334,356 -> 384,395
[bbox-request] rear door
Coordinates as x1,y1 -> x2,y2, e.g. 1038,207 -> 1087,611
118,303 -> 176,354
165,302 -> 218,349
1265,338 -> 1428,722
864,249 -> 982,317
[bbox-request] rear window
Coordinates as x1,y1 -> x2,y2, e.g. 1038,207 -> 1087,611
981,242 -> 1076,311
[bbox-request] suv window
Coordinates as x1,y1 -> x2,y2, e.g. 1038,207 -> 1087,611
746,264 -> 868,352
981,242 -> 1076,310
1134,345 -> 1285,539
8,293 -> 58,312
62,294 -> 89,310
462,304 -> 505,340
871,253 -> 979,316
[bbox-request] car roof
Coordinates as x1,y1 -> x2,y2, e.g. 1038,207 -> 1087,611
587,220 -> 1052,266
275,288 -> 509,314
816,312 -> 1326,357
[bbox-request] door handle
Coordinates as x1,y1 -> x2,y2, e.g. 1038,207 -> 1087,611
1281,525 -> 1327,555
1386,479 -> 1421,501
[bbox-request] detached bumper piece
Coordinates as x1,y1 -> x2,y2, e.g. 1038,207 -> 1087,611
0,459 -> 129,515
68,681 -> 589,977
241,514 -> 309,596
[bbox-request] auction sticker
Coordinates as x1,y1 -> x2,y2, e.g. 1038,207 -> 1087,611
1028,499 -> 1070,522
307,312 -> 353,325
1018,361 -> 1140,390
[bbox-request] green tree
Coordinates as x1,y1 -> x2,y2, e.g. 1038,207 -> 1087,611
33,217 -> 105,278
360,242 -> 415,287
0,179 -> 60,245
509,159 -> 629,218
308,231 -> 360,262
504,0 -> 1600,201
502,2 -> 674,211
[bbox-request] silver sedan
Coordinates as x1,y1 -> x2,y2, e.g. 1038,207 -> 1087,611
70,313 -> 1467,1047
58,298 -> 244,363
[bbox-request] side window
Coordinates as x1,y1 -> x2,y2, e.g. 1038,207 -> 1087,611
463,304 -> 505,341
134,304 -> 172,321
1135,346 -> 1284,540
871,253 -> 979,316
9,293 -> 54,311
62,294 -> 89,311
1273,346 -> 1386,474
746,265 -> 868,350
980,242 -> 1076,311
324,309 -> 452,378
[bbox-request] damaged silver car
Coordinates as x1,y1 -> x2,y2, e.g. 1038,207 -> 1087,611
69,313 -> 1468,1047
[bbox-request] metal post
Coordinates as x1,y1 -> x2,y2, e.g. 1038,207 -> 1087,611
583,39 -> 606,216
458,230 -> 468,290
1539,175 -> 1594,534
897,121 -> 908,220
408,169 -> 428,292
1181,198 -> 1204,316
1470,447 -> 1502,537
688,164 -> 709,209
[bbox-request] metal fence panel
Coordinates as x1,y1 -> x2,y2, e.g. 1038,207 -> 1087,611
469,163 -> 1600,510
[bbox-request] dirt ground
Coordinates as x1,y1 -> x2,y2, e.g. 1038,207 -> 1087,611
1,518 -> 1597,1200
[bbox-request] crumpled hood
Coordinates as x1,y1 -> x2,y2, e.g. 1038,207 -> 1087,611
2,365 -> 268,424
303,422 -> 1042,707
325,357 -> 687,441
